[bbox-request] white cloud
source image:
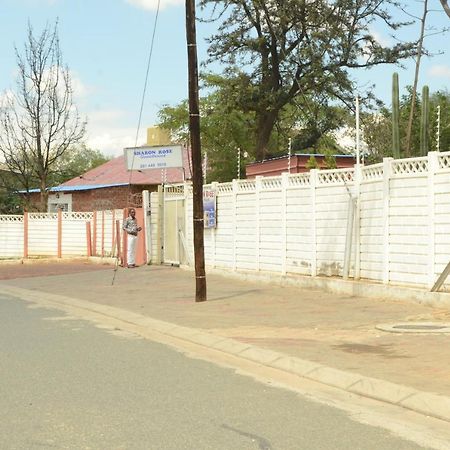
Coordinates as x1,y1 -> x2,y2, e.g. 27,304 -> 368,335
428,65 -> 450,79
368,28 -> 391,47
70,71 -> 93,100
85,108 -> 146,156
88,108 -> 126,123
126,0 -> 184,11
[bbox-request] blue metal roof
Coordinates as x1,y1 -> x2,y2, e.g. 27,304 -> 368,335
19,183 -> 129,194
53,183 -> 129,192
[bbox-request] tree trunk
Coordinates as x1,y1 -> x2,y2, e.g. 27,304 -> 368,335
39,179 -> 48,212
255,110 -> 278,161
405,0 -> 428,157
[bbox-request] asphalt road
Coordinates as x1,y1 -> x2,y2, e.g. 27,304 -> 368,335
0,294 -> 435,450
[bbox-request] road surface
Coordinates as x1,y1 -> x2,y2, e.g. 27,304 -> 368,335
0,294 -> 446,450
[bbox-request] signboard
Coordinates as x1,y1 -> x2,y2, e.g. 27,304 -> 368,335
203,188 -> 217,228
124,145 -> 183,171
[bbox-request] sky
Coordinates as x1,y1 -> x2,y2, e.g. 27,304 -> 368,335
0,0 -> 449,157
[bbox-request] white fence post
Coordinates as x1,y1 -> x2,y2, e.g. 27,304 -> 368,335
211,182 -> 218,268
281,172 -> 288,275
255,176 -> 262,272
427,152 -> 439,288
157,185 -> 164,264
354,164 -> 362,279
142,190 -> 151,264
382,157 -> 393,284
310,169 -> 318,277
232,179 -> 238,271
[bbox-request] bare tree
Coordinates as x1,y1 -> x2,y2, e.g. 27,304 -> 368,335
404,0 -> 448,156
404,0 -> 429,156
0,21 -> 85,211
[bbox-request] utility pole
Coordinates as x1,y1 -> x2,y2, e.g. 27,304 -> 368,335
185,0 -> 207,302
436,105 -> 441,152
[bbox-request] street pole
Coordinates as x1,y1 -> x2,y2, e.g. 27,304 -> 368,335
436,105 -> 441,152
288,138 -> 292,173
185,0 -> 207,302
355,95 -> 360,166
237,148 -> 241,179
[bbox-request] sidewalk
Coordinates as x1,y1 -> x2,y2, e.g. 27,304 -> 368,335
1,262 -> 450,421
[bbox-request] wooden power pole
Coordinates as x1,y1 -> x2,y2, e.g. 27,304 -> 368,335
185,0 -> 207,302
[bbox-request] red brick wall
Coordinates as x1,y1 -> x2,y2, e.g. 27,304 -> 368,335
23,185 -> 157,212
72,185 -> 156,211
246,155 -> 356,178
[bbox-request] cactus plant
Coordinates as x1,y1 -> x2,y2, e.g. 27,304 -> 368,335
420,85 -> 429,156
392,73 -> 401,158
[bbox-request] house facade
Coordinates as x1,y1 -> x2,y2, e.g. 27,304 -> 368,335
24,126 -> 191,212
246,153 -> 356,178
45,148 -> 191,212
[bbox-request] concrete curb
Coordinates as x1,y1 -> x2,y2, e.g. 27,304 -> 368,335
2,284 -> 450,423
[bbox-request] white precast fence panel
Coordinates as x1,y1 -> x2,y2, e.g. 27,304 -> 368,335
28,213 -> 58,256
389,157 -> 429,285
61,212 -> 93,256
259,181 -> 283,272
434,153 -> 450,288
315,168 -> 356,277
0,209 -> 124,259
142,151 -> 450,290
95,210 -> 122,257
149,191 -> 162,263
285,175 -> 313,275
359,163 -> 384,281
211,186 -> 233,269
0,215 -> 23,257
104,210 -> 121,256
235,189 -> 257,271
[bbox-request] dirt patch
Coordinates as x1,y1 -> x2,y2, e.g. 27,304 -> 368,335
332,342 -> 410,359
0,261 -> 112,280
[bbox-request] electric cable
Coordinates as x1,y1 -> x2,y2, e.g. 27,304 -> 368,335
112,0 -> 162,285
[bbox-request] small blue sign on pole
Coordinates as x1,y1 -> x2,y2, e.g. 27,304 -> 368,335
203,189 -> 217,228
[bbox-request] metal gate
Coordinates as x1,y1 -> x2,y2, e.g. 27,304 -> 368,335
163,185 -> 186,265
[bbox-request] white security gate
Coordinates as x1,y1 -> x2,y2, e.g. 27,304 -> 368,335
163,185 -> 186,265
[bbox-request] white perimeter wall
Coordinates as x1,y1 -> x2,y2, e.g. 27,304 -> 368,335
0,210 -> 122,259
167,151 -> 450,290
0,215 -> 24,257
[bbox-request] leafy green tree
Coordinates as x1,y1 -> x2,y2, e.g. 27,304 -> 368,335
199,0 -> 416,160
430,90 -> 450,152
289,99 -> 349,153
158,77 -> 255,182
323,149 -> 338,169
0,166 -> 23,214
306,155 -> 319,169
361,109 -> 393,163
362,88 -> 450,161
159,75 -> 351,181
48,144 -> 110,186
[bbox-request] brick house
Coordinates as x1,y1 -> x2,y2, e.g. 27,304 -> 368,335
246,153 -> 356,178
26,148 -> 191,212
